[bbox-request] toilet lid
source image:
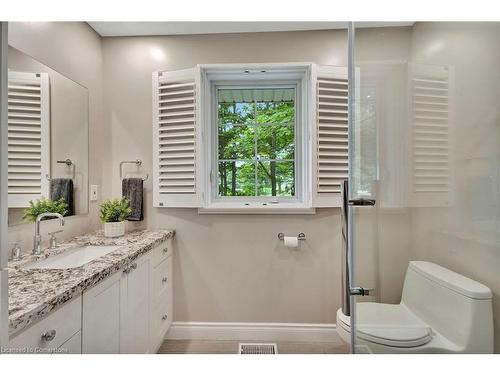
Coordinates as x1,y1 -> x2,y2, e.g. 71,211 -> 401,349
337,303 -> 433,348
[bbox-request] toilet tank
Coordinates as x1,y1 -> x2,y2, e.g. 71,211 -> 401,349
401,261 -> 493,353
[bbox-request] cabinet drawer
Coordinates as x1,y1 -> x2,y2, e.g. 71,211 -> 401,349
151,289 -> 171,345
153,256 -> 171,302
10,296 -> 82,353
152,238 -> 172,267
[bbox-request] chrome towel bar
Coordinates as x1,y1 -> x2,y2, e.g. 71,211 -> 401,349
120,159 -> 149,181
46,159 -> 75,181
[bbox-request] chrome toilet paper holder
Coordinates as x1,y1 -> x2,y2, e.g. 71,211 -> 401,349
278,232 -> 306,241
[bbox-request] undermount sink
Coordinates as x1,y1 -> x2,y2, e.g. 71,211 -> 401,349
23,245 -> 122,270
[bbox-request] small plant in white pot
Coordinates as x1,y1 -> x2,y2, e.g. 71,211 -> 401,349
99,197 -> 132,238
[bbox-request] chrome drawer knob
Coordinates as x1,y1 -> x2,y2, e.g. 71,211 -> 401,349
41,329 -> 56,342
162,248 -> 168,254
124,263 -> 137,274
162,276 -> 168,283
162,314 -> 168,321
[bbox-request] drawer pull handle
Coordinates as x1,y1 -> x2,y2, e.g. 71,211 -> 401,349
162,276 -> 168,283
41,329 -> 56,342
124,263 -> 137,274
162,248 -> 168,254
162,314 -> 168,321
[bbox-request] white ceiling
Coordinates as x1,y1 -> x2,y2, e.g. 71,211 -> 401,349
87,22 -> 413,37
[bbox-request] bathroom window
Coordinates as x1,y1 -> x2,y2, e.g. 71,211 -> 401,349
216,87 -> 296,198
199,64 -> 313,213
152,63 -> 349,211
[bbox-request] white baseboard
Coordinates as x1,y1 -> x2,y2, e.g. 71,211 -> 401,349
166,322 -> 339,343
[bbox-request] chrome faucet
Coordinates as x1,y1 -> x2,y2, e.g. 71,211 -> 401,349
33,213 -> 65,255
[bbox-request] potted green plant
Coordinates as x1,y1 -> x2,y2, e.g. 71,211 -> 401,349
23,198 -> 69,223
99,197 -> 132,237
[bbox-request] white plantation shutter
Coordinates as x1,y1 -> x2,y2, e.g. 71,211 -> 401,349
152,67 -> 202,207
409,64 -> 453,207
7,71 -> 50,207
312,65 -> 349,207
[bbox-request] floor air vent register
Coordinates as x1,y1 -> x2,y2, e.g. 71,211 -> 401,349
239,343 -> 278,354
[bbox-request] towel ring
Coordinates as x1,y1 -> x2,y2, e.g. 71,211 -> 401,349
120,159 -> 149,181
46,159 -> 76,181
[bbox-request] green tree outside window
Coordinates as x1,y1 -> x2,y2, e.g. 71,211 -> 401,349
217,88 -> 295,197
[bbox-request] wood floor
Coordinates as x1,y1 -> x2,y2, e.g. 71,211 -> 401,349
158,339 -> 350,354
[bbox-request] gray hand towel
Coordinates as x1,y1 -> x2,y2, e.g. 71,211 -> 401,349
122,178 -> 144,221
50,178 -> 74,216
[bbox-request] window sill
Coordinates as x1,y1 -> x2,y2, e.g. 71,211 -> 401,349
198,202 -> 316,215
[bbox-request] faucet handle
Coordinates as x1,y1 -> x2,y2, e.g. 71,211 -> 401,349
48,230 -> 63,249
8,241 -> 22,261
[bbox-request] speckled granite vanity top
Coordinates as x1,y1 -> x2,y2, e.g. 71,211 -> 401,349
8,229 -> 174,336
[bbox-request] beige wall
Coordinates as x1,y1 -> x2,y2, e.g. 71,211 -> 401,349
7,22 -> 105,252
102,28 -> 412,324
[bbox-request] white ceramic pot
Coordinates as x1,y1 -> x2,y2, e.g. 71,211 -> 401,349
104,221 -> 125,238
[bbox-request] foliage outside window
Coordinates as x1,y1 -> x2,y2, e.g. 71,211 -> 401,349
217,88 -> 296,198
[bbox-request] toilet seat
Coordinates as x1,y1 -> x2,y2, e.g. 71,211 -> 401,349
357,325 -> 432,348
337,303 -> 433,348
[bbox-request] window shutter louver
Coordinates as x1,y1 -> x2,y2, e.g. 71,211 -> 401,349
409,64 -> 453,207
7,71 -> 50,208
152,68 -> 202,207
312,65 -> 349,207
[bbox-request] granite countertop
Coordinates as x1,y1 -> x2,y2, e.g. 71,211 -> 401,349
8,228 -> 175,336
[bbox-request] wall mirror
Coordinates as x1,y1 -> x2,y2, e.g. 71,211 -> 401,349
7,46 -> 89,226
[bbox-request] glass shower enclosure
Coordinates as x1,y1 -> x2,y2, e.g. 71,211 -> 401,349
347,22 -> 499,354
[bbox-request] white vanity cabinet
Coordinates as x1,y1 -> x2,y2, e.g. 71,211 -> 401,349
81,270 -> 122,353
81,238 -> 173,354
9,296 -> 82,354
8,236 -> 174,354
119,253 -> 151,353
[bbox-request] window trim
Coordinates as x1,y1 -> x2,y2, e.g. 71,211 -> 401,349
199,64 -> 313,213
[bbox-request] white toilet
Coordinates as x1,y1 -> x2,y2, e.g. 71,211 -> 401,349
336,261 -> 493,353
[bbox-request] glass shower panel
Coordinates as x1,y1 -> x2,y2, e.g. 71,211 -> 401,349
350,22 -> 500,354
